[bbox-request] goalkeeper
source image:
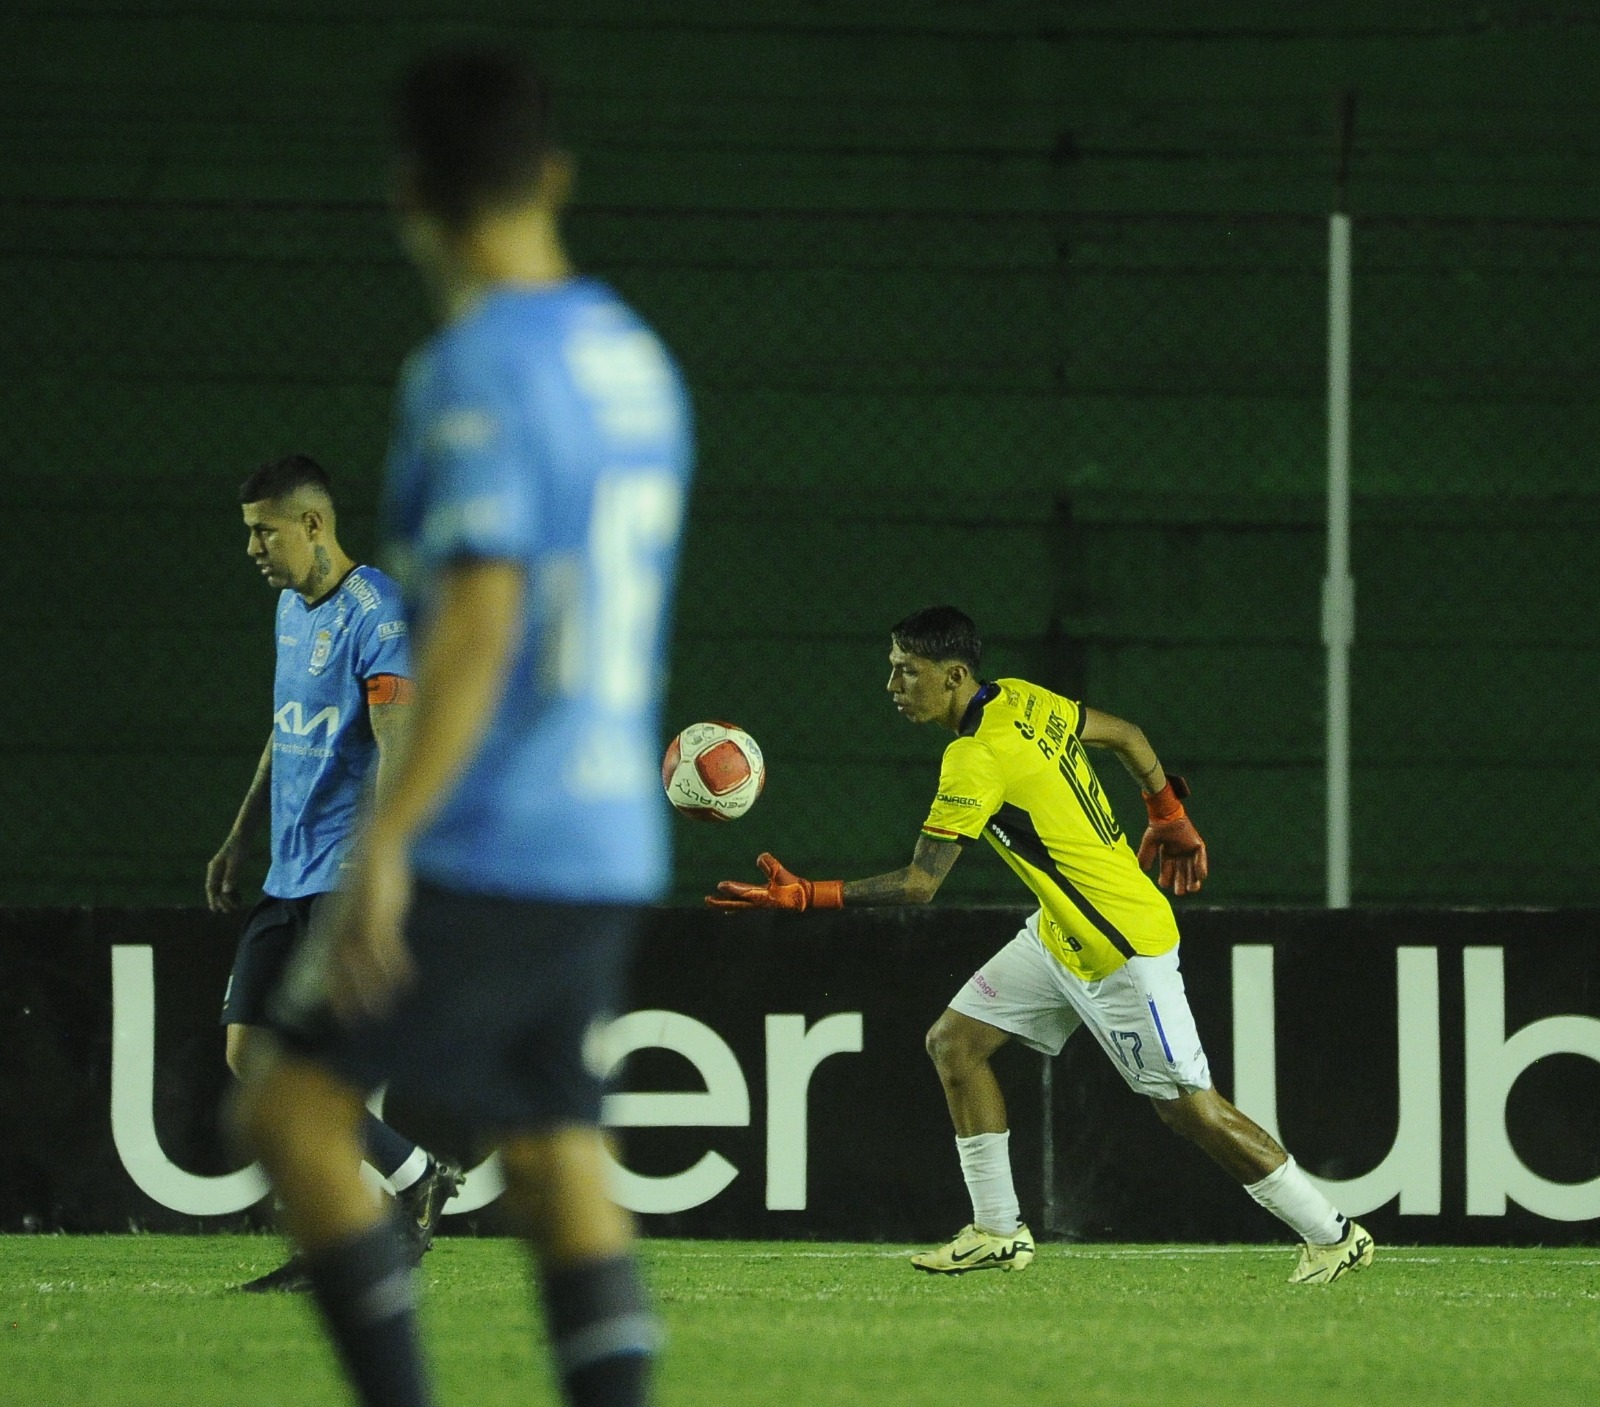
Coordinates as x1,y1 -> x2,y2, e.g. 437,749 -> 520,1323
712,605 -> 1373,1286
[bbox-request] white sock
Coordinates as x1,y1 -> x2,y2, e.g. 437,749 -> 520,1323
956,1131 -> 1021,1234
388,1146 -> 431,1193
1244,1156 -> 1347,1245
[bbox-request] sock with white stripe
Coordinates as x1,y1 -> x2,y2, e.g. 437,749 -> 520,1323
305,1218 -> 430,1407
386,1146 -> 431,1194
360,1111 -> 423,1184
1244,1156 -> 1348,1246
539,1254 -> 659,1407
956,1130 -> 1022,1235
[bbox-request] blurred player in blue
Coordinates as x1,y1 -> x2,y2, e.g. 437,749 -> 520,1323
208,453 -> 460,1293
235,50 -> 691,1407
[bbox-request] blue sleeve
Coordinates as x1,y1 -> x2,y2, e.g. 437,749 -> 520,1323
413,334 -> 541,565
353,608 -> 412,683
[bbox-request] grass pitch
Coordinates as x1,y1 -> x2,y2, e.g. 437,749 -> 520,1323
2,1235 -> 1596,1406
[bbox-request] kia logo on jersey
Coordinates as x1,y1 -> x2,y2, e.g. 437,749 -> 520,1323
274,702 -> 341,738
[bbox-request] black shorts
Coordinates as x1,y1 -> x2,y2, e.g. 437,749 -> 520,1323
272,882 -> 639,1134
220,893 -> 329,1027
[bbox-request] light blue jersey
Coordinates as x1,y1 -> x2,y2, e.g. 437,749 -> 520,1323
267,566 -> 412,898
382,278 -> 692,902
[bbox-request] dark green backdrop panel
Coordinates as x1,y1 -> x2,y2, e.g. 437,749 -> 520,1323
3,4 -> 1599,905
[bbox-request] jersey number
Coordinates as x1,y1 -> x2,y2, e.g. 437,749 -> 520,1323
1059,734 -> 1123,845
541,469 -> 682,709
1111,1030 -> 1145,1071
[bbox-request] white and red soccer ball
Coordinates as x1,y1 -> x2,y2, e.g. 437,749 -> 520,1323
662,721 -> 765,822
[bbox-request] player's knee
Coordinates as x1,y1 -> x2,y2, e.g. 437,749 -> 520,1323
230,1069 -> 290,1169
925,1016 -> 977,1079
499,1130 -> 631,1259
1151,1095 -> 1187,1132
232,1061 -> 358,1182
499,1130 -> 605,1220
498,1137 -> 554,1204
499,1150 -> 566,1248
1152,1087 -> 1219,1140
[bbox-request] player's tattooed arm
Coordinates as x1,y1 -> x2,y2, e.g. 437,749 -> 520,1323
841,835 -> 963,905
1080,707 -> 1168,794
242,731 -> 274,805
367,696 -> 412,807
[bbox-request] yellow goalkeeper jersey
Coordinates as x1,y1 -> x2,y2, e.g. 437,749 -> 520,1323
921,678 -> 1179,981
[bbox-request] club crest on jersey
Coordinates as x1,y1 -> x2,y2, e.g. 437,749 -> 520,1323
308,629 -> 333,674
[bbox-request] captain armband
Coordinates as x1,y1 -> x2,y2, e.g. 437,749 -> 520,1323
364,674 -> 414,706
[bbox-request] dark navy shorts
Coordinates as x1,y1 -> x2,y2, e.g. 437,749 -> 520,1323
272,882 -> 639,1134
221,893 -> 328,1027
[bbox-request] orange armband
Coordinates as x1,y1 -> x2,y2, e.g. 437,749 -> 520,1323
364,674 -> 413,706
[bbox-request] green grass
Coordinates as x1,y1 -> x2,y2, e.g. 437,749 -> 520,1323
2,1236 -> 1597,1406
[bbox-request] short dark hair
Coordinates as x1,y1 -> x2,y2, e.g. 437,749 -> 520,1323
238,454 -> 333,505
891,606 -> 982,673
395,49 -> 554,231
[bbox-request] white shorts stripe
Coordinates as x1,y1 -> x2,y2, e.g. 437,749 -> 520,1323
948,910 -> 1211,1099
1147,998 -> 1175,1061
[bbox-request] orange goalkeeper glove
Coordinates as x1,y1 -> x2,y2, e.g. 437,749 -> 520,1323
1137,775 -> 1209,896
706,852 -> 844,912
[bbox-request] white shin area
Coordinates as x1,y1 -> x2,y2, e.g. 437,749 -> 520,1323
955,1130 -> 1022,1235
1243,1156 -> 1346,1245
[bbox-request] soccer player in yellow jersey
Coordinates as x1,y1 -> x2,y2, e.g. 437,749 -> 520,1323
712,606 -> 1374,1285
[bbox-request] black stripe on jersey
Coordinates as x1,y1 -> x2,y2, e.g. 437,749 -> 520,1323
985,803 -> 1137,960
957,683 -> 1000,738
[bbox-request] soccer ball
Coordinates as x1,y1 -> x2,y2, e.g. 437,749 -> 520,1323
662,721 -> 766,822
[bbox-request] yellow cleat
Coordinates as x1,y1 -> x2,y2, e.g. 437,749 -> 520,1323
911,1223 -> 1035,1275
1287,1220 -> 1375,1285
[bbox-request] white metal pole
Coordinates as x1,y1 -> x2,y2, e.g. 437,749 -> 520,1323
1324,212 -> 1354,908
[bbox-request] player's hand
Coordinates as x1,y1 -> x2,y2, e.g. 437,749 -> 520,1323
707,852 -> 844,912
1137,776 -> 1209,896
205,836 -> 246,913
321,833 -> 416,1021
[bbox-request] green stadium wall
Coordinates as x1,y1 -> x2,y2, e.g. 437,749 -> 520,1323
2,2 -> 1597,905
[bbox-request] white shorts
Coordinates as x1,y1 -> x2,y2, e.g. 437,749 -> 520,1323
948,911 -> 1212,1100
